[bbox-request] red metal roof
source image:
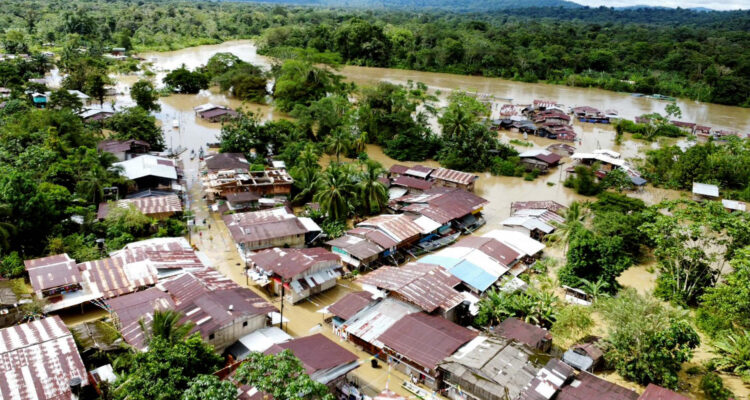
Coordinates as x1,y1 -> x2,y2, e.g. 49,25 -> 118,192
392,175 -> 433,191
0,316 -> 88,400
358,263 -> 463,313
389,164 -> 409,174
265,333 -> 358,376
558,371 -> 638,400
378,313 -> 477,370
494,318 -> 552,350
248,247 -> 341,280
328,291 -> 373,320
638,384 -> 690,400
430,168 -> 478,186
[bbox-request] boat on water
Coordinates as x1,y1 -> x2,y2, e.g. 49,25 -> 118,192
650,94 -> 677,101
412,232 -> 461,256
172,119 -> 179,128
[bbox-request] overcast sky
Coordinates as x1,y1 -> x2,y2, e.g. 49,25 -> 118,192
572,0 -> 750,10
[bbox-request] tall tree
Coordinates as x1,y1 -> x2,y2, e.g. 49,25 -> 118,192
356,160 -> 388,215
313,163 -> 356,222
131,80 -> 161,112
235,350 -> 334,400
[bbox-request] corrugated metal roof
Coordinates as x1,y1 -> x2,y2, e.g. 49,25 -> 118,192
24,253 -> 80,293
483,230 -> 545,257
345,298 -> 419,347
441,336 -> 541,400
97,194 -> 182,219
557,371 -> 638,400
404,165 -> 434,179
392,175 -> 433,191
357,214 -> 422,243
248,247 -> 340,280
113,155 -> 177,180
518,358 -> 576,400
456,236 -> 521,266
329,291 -> 374,320
327,235 -> 384,260
430,168 -> 477,185
107,287 -> 175,350
494,318 -> 552,350
449,260 -> 499,292
266,333 -> 358,376
511,201 -> 567,214
224,209 -> 309,244
722,199 -> 746,211
638,384 -> 690,400
203,153 -> 249,172
394,188 -> 488,225
0,316 -> 88,400
358,263 -> 462,313
378,312 -> 477,371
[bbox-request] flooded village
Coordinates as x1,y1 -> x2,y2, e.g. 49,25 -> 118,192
2,23 -> 750,400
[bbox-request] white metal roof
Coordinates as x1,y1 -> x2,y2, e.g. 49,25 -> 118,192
518,149 -> 553,158
237,327 -> 292,353
571,152 -> 625,167
482,230 -> 545,257
592,149 -> 620,159
113,155 -> 178,180
298,217 -> 322,233
501,216 -> 555,234
693,182 -> 719,198
722,199 -> 746,211
413,215 -> 441,234
344,298 -> 419,348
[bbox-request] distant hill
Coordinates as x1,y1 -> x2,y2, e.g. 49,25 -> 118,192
224,0 -> 583,12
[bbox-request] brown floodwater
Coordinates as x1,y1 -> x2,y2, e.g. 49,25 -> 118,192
95,41 -> 749,398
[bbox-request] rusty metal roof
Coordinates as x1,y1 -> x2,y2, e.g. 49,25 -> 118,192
395,188 -> 488,225
392,176 -> 433,191
638,384 -> 689,400
265,333 -> 358,376
97,194 -> 182,219
0,316 -> 88,400
358,263 -> 463,313
455,236 -> 521,267
357,214 -> 421,243
558,371 -> 638,400
248,247 -> 341,280
97,139 -> 150,154
24,253 -> 81,293
430,168 -> 478,186
328,291 -> 373,320
203,152 -> 249,172
107,287 -> 175,350
223,209 -> 309,244
378,312 -> 478,370
348,227 -> 399,249
326,235 -> 384,260
78,257 -> 156,299
494,318 -> 552,350
389,164 -> 409,174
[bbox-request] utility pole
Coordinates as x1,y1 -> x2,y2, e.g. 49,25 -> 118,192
280,283 -> 285,332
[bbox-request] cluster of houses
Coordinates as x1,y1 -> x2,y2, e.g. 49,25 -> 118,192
493,100 -> 578,142
568,149 -> 647,188
201,152 -> 293,210
635,116 -> 748,141
385,164 -> 479,197
570,106 -> 620,124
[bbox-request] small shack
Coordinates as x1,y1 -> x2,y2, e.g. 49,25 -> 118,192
692,182 -> 719,201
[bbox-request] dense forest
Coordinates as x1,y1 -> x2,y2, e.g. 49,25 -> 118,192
0,1 -> 749,106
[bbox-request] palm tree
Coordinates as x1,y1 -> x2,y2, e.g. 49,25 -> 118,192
325,128 -> 352,163
439,106 -> 475,139
577,277 -> 610,301
313,164 -> 356,222
550,201 -> 587,251
712,330 -> 750,379
357,160 -> 388,216
139,309 -> 194,345
352,131 -> 368,154
291,165 -> 319,205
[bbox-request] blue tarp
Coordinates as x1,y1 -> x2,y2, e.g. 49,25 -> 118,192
420,255 -> 462,269
449,260 -> 497,292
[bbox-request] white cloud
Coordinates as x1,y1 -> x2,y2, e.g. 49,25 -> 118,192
571,0 -> 750,10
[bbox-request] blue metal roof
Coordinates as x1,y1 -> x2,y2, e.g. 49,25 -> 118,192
449,260 -> 497,292
420,255 -> 462,269
630,176 -> 647,186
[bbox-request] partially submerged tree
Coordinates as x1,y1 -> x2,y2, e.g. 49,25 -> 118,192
235,350 -> 334,400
